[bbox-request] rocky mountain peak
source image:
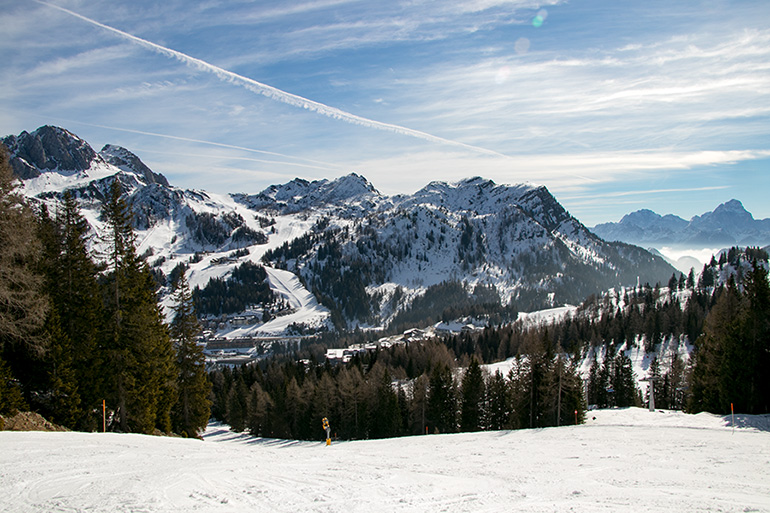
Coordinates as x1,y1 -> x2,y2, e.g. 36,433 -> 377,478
234,173 -> 381,213
100,144 -> 169,186
2,125 -> 100,179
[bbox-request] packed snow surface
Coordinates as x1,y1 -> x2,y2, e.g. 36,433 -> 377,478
2,408 -> 769,513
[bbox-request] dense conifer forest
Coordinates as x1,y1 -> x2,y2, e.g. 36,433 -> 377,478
0,150 -> 210,436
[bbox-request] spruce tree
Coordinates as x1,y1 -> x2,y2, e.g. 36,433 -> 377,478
460,357 -> 485,432
366,362 -> 401,438
611,353 -> 638,407
427,363 -> 457,434
741,262 -> 770,413
586,351 -> 600,407
37,194 -> 103,429
485,370 -> 509,430
100,179 -> 177,433
409,373 -> 429,435
226,378 -> 248,432
246,381 -> 273,437
689,279 -> 741,414
535,348 -> 587,427
170,273 -> 211,437
42,308 -> 81,428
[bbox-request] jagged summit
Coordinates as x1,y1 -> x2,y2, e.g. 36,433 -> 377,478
233,172 -> 381,213
2,125 -> 99,179
402,176 -> 537,213
100,144 -> 169,187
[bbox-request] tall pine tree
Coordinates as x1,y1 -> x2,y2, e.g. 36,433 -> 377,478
427,363 -> 457,434
169,273 -> 211,437
100,179 -> 176,433
37,193 -> 104,429
460,357 -> 485,432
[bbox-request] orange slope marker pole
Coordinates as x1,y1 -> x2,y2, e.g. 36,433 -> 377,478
731,403 -> 735,435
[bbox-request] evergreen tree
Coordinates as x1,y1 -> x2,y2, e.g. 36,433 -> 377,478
37,194 -> 103,429
284,376 -> 306,439
41,308 -> 81,428
661,351 -> 687,410
485,370 -> 509,430
100,179 -> 177,433
691,264 -> 770,414
518,333 -> 552,428
668,273 -> 678,293
170,273 -> 211,437
686,268 -> 695,289
547,351 -> 584,426
689,279 -> 740,413
0,353 -> 26,418
646,356 -> 663,410
226,378 -> 248,432
427,363 -> 457,434
460,357 -> 485,432
596,355 -> 611,408
586,351 -> 600,406
366,362 -> 402,438
337,366 -> 365,439
741,262 -> 770,413
611,353 -> 638,407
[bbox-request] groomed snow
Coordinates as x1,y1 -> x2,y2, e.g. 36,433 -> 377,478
2,408 -> 768,512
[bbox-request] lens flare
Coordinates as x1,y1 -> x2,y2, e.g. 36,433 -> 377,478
495,66 -> 511,84
532,9 -> 548,28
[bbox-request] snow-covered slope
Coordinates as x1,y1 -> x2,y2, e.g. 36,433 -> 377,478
2,408 -> 768,513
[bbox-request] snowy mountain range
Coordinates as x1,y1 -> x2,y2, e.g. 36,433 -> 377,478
3,126 -> 676,335
592,200 -> 770,248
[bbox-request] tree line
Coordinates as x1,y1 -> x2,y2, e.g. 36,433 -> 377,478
209,331 -> 586,441
0,148 -> 210,436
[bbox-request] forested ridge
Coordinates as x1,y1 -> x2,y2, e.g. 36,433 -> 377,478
209,249 -> 770,440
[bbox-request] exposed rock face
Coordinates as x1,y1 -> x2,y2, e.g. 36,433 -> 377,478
100,144 -> 169,186
2,125 -> 99,179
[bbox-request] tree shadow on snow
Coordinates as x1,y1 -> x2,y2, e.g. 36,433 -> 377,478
723,413 -> 770,432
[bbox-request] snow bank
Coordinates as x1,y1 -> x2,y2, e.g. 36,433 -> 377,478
2,408 -> 769,512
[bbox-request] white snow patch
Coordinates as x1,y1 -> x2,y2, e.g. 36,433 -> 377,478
2,408 -> 769,512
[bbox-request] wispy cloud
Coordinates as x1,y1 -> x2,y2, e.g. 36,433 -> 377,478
67,121 -> 346,171
34,0 -> 515,158
4,0 -> 770,224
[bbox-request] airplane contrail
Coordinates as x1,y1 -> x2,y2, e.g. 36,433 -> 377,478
35,0 -> 509,159
76,121 -> 346,171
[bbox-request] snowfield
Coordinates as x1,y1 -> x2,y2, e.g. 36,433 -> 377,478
2,408 -> 769,513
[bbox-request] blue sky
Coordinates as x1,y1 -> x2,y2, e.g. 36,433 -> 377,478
2,0 -> 769,226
